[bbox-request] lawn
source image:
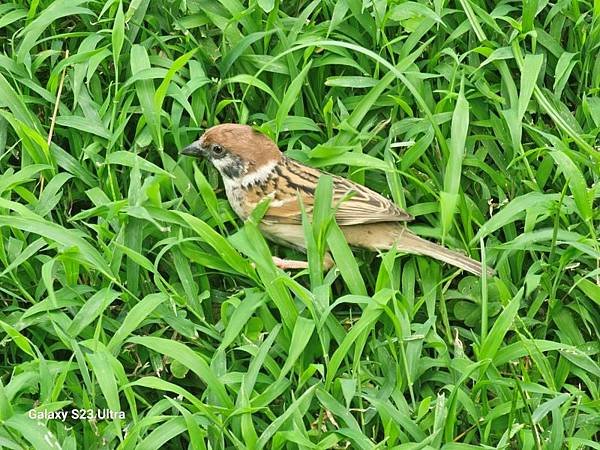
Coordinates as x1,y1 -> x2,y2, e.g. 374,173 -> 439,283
0,0 -> 599,449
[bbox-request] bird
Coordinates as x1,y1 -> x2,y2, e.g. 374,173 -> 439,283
181,123 -> 492,276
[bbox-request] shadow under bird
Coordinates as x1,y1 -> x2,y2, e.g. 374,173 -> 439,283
182,124 -> 493,276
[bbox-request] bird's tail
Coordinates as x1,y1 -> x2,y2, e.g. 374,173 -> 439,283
343,223 -> 492,276
395,228 -> 492,276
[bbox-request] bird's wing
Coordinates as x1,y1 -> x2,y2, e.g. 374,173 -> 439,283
330,175 -> 413,225
262,158 -> 413,225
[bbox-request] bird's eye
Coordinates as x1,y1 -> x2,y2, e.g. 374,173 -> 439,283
212,144 -> 224,155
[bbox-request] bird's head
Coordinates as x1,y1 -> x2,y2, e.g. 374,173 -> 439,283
181,124 -> 282,180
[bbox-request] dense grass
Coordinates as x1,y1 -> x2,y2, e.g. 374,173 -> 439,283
0,0 -> 599,448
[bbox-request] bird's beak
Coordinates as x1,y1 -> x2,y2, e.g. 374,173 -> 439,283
180,142 -> 204,157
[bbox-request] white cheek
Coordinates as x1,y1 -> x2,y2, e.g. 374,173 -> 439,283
211,155 -> 246,178
211,156 -> 230,171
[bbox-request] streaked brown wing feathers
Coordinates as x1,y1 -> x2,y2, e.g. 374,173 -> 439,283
263,158 -> 412,225
331,175 -> 412,225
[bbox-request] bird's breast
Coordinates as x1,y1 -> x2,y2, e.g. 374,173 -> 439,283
222,178 -> 249,219
223,175 -> 278,220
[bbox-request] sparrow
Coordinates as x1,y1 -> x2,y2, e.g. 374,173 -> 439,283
182,123 -> 491,276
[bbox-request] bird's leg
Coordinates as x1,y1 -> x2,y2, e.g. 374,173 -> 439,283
271,256 -> 309,270
271,253 -> 334,271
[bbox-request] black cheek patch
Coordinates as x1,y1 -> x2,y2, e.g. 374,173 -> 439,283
221,156 -> 245,179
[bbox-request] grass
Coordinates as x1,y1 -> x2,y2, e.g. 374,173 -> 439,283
0,0 -> 599,448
